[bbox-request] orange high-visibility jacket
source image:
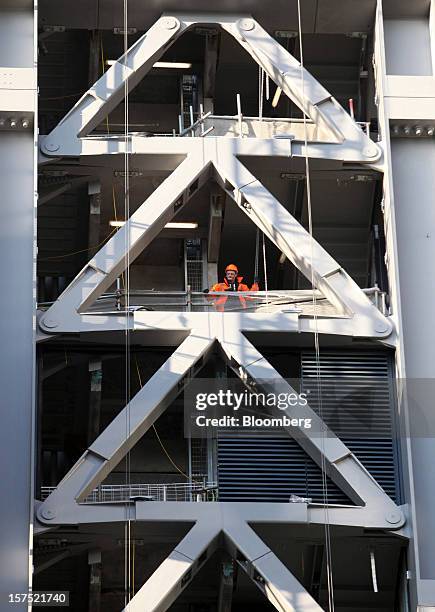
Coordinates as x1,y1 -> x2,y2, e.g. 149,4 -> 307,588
209,276 -> 259,310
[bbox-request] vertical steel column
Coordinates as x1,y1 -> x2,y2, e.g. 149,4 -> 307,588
0,1 -> 37,608
375,1 -> 435,608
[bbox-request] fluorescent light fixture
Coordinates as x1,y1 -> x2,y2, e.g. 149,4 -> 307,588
165,222 -> 198,229
153,61 -> 192,69
106,60 -> 192,69
109,221 -> 198,229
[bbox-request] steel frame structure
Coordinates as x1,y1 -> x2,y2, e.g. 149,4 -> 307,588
36,12 -> 405,612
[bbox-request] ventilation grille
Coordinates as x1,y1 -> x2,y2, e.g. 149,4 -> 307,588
185,239 -> 204,291
217,432 -> 351,504
301,351 -> 399,503
217,352 -> 399,504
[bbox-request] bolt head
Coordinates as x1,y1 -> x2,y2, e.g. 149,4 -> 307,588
161,16 -> 178,30
41,508 -> 55,520
45,142 -> 60,152
42,318 -> 58,329
363,146 -> 377,158
238,18 -> 255,31
386,510 -> 402,525
374,322 -> 389,334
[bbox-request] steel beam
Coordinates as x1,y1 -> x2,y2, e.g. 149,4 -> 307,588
38,139 -> 392,339
37,332 -> 215,523
215,151 -> 391,338
224,519 -> 323,612
40,13 -> 380,164
0,3 -> 37,608
218,328 -> 401,517
124,521 -> 221,612
37,325 -> 404,529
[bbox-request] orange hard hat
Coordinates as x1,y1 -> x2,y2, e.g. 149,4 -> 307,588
225,263 -> 238,273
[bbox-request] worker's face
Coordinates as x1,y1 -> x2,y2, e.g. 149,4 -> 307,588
226,270 -> 237,282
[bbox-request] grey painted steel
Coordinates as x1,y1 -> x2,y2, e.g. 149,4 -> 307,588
37,332 -> 214,519
40,14 -> 380,164
37,328 -> 404,531
35,498 -> 406,534
38,139 -> 392,339
375,2 -> 435,608
125,521 -> 221,612
31,8 -> 411,611
124,508 -> 323,612
0,4 -> 37,610
391,140 -> 435,607
224,520 -> 322,611
218,330 -> 401,516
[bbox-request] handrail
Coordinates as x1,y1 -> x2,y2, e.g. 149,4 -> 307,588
40,481 -> 218,503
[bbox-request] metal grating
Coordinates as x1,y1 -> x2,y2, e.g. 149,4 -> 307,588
217,351 -> 400,504
301,351 -> 400,503
217,432 -> 350,504
185,239 -> 204,291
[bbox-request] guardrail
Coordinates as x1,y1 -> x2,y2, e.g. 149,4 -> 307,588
38,287 -> 388,316
41,481 -> 218,503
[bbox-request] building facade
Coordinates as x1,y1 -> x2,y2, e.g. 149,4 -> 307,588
1,0 -> 435,610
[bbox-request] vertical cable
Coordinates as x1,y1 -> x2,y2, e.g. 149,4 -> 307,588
296,1 -> 335,610
258,65 -> 264,120
262,232 -> 269,303
123,0 -> 132,608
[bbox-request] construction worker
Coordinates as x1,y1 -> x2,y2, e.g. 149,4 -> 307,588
206,264 -> 258,311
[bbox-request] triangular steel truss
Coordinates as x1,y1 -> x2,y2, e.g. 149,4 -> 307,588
122,509 -> 324,612
37,329 -> 403,527
36,13 -> 402,612
39,142 -> 392,339
39,13 -> 381,164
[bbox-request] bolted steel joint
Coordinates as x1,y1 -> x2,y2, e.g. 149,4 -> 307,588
40,507 -> 56,521
385,510 -> 404,526
160,16 -> 179,30
363,146 -> 378,159
238,18 -> 255,32
44,142 -> 60,153
41,318 -> 59,329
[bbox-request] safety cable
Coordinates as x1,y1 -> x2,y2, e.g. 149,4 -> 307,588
134,357 -> 196,481
100,39 -> 111,135
296,2 -> 335,610
258,65 -> 264,120
262,231 -> 269,303
39,227 -> 117,260
135,356 -> 217,500
112,185 -> 126,288
254,227 -> 260,283
122,1 -> 132,607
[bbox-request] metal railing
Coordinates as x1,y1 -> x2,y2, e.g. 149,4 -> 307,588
41,481 -> 218,504
38,287 -> 388,316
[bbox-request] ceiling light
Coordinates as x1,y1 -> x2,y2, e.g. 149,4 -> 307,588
427,126 -> 435,137
153,61 -> 192,69
106,60 -> 192,69
109,220 -> 198,229
165,222 -> 198,229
